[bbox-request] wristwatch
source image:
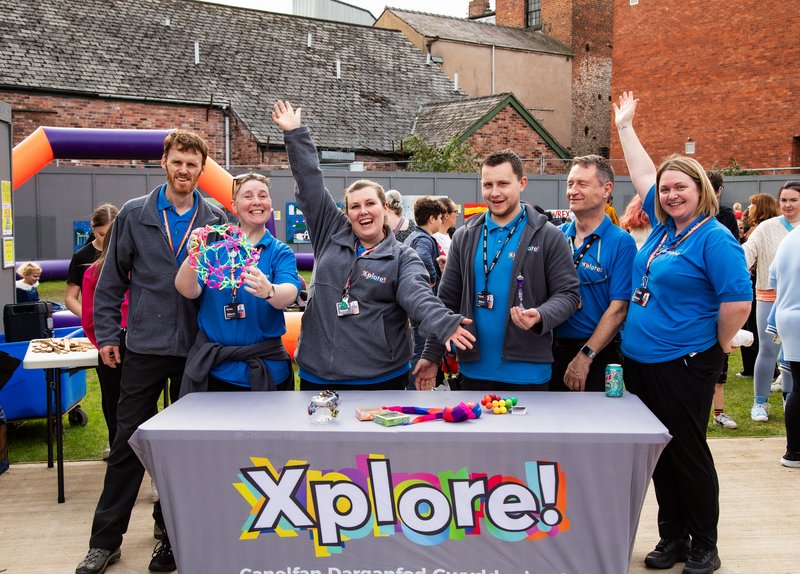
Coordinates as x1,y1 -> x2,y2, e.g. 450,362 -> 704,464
580,344 -> 597,360
266,285 -> 276,300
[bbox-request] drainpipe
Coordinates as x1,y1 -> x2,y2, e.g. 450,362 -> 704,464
224,106 -> 231,170
491,44 -> 495,94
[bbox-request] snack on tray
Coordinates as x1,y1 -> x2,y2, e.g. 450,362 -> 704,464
30,338 -> 95,354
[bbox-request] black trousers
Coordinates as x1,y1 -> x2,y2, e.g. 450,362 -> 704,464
624,344 -> 724,550
787,362 -> 800,453
549,338 -> 622,392
94,329 -> 126,447
90,351 -> 186,551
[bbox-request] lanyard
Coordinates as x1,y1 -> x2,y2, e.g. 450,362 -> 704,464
482,210 -> 527,289
570,234 -> 600,269
393,216 -> 405,234
162,207 -> 198,261
342,238 -> 384,299
642,216 -> 712,284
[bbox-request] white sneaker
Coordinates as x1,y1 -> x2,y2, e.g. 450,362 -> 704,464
751,402 -> 770,422
771,373 -> 783,393
713,413 -> 738,429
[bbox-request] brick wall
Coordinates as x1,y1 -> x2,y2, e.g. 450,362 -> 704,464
1,90 -> 228,164
495,0 -> 527,28
466,106 -> 568,174
1,90 -> 403,171
611,0 -> 800,172
569,0 -> 613,157
494,0 -> 613,157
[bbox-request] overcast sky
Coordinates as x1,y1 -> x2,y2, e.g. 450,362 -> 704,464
200,0 -> 471,19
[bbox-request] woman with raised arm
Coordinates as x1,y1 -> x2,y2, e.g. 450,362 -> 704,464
614,92 -> 752,574
271,100 -> 474,390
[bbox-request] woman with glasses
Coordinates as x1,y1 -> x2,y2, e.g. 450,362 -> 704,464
271,99 -> 474,390
742,181 -> 800,421
175,173 -> 301,392
615,91 -> 752,574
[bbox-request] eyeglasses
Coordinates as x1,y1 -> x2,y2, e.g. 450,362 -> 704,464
232,172 -> 270,193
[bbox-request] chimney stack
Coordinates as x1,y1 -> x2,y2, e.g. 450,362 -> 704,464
468,0 -> 491,19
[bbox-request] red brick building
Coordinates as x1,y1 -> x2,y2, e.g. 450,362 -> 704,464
488,0 -> 614,157
610,0 -> 800,172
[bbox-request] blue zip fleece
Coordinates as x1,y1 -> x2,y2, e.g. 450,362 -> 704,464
94,186 -> 226,356
284,126 -> 465,381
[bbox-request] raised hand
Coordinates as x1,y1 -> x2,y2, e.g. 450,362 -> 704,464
613,91 -> 639,130
271,100 -> 302,132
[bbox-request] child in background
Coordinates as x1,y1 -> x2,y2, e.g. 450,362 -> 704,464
15,261 -> 42,303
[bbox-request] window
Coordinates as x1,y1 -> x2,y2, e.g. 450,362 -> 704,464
527,0 -> 541,28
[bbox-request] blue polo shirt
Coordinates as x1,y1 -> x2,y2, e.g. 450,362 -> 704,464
157,185 -> 198,263
621,185 -> 752,363
461,211 -> 550,385
197,230 -> 301,386
556,216 -> 636,339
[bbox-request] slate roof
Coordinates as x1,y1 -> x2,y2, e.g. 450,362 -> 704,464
413,93 -> 570,159
383,9 -> 572,55
0,0 -> 464,153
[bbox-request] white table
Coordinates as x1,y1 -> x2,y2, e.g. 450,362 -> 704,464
131,390 -> 670,573
22,338 -> 98,503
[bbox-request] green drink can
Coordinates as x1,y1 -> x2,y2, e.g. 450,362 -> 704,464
605,364 -> 624,397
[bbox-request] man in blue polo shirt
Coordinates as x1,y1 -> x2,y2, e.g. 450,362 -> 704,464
414,150 -> 579,391
77,130 -> 226,574
550,155 -> 637,392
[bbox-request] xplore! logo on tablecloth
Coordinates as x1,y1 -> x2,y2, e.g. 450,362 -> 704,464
234,454 -> 569,557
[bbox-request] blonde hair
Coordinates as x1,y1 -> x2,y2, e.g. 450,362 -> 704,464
17,261 -> 42,279
655,155 -> 718,224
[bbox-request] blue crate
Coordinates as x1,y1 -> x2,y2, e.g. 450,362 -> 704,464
0,327 -> 88,423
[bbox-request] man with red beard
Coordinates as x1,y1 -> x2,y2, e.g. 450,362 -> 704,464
76,130 -> 226,574
414,150 -> 579,391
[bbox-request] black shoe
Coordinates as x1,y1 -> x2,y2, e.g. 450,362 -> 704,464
148,538 -> 176,572
682,546 -> 721,574
644,537 -> 690,569
153,522 -> 166,540
75,547 -> 121,574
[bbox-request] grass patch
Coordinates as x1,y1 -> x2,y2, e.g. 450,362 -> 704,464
5,280 -> 786,463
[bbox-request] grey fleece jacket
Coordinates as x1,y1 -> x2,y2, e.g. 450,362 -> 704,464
284,126 -> 465,381
422,204 -> 580,365
94,186 -> 226,356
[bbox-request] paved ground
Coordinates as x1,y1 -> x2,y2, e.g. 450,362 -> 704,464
0,437 -> 797,573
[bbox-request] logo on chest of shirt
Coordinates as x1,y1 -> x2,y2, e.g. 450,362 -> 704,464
527,244 -> 540,253
361,269 -> 387,284
580,261 -> 604,273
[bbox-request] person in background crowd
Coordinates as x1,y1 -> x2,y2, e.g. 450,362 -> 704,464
65,204 -> 118,317
737,194 -> 780,378
80,209 -> 126,462
620,194 -> 652,250
615,91 -> 751,574
272,100 -> 474,391
76,130 -> 226,574
769,225 -> 800,468
404,196 -> 446,375
434,196 -> 458,255
604,194 -> 620,225
385,189 -> 417,243
175,173 -> 300,393
742,182 -> 800,422
415,148 -> 580,391
15,261 -> 42,303
707,170 -> 740,429
550,155 -> 636,392
732,202 -> 744,220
